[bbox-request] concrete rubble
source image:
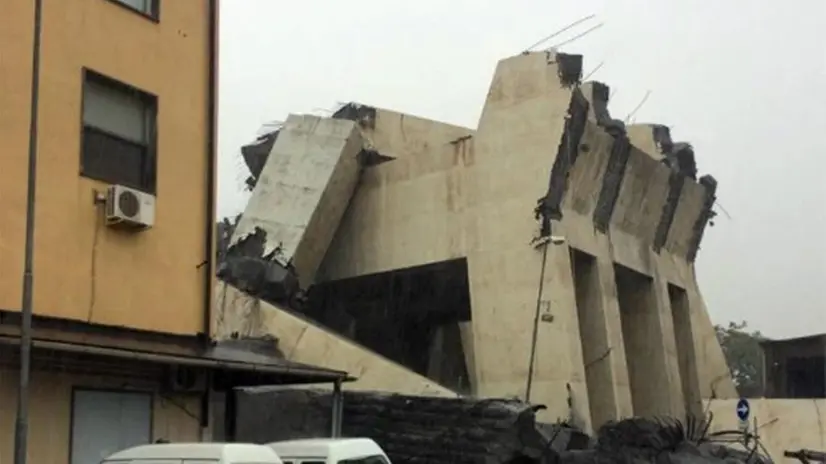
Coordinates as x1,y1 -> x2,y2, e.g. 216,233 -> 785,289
234,388 -> 771,464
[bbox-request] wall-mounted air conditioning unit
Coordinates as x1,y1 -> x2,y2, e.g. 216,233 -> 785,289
105,184 -> 156,229
163,365 -> 207,393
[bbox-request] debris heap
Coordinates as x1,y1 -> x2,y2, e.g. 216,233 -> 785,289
235,388 -> 587,463
234,389 -> 771,464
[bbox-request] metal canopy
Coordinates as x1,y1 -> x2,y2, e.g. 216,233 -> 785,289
0,335 -> 355,385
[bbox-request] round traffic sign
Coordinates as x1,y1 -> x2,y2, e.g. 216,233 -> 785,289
736,398 -> 750,421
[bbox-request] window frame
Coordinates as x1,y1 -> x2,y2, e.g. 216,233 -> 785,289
80,68 -> 159,194
106,0 -> 161,22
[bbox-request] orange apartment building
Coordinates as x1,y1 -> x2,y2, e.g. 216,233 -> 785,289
0,1 -> 347,463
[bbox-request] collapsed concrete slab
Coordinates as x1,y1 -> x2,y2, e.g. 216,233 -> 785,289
332,103 -> 474,163
240,127 -> 279,190
216,50 -> 737,429
221,114 -> 364,303
214,281 -> 456,397
627,124 -> 698,180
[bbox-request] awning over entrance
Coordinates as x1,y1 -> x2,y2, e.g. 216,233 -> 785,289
0,334 -> 355,385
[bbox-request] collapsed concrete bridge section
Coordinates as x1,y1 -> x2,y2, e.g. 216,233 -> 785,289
215,49 -> 737,431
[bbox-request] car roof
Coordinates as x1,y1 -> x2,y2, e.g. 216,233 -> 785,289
268,438 -> 382,459
104,443 -> 282,462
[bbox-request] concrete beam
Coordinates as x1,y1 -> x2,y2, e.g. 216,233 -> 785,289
610,148 -> 671,245
653,171 -> 686,253
213,282 -> 456,396
240,129 -> 279,189
562,121 -> 615,217
333,102 -> 473,162
229,114 -> 364,291
686,175 -> 718,262
538,87 -> 589,233
468,51 -> 592,426
593,135 -> 631,233
580,81 -> 627,137
626,124 -> 672,162
663,179 -> 705,258
579,81 -> 611,125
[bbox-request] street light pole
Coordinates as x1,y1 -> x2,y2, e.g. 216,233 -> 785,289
15,0 -> 43,463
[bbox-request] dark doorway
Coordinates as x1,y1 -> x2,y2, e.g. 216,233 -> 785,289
614,264 -> 672,417
570,249 -> 613,427
668,284 -> 701,416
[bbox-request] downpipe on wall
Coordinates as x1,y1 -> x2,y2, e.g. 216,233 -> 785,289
15,0 -> 44,463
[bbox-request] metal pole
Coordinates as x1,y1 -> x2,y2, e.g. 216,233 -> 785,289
525,241 -> 550,403
336,382 -> 344,437
15,1 -> 43,463
331,380 -> 343,438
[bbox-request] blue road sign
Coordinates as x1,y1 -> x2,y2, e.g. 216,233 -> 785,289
736,398 -> 750,421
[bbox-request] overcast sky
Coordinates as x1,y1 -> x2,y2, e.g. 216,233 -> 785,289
217,0 -> 826,339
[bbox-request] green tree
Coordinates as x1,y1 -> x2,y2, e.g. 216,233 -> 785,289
714,321 -> 767,397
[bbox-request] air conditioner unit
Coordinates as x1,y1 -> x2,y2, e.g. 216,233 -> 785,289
163,365 -> 207,393
105,184 -> 155,229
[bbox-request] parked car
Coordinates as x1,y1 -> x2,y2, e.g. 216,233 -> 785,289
101,442 -> 283,464
268,438 -> 390,464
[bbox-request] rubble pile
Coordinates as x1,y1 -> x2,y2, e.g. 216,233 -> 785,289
235,388 -> 587,463
234,389 -> 771,464
561,417 -> 773,464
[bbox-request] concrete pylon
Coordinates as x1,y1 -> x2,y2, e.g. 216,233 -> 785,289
467,50 -> 593,428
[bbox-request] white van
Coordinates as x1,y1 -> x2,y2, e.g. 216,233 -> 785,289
101,442 -> 284,464
267,438 -> 390,464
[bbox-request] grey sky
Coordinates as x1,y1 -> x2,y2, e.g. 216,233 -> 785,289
217,0 -> 826,339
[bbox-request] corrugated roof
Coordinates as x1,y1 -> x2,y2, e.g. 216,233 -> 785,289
759,333 -> 826,346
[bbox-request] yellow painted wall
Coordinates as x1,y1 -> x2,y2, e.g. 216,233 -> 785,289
706,399 -> 826,460
0,365 -> 202,464
0,0 -> 213,335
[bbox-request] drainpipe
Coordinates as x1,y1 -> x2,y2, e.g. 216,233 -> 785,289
15,1 -> 43,464
202,0 -> 219,341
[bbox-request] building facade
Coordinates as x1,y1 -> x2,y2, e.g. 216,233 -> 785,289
762,334 -> 826,398
0,0 -> 214,334
0,1 -> 349,463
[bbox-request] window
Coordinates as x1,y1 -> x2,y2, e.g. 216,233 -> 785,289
70,389 -> 153,464
110,0 -> 160,20
81,70 -> 157,193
